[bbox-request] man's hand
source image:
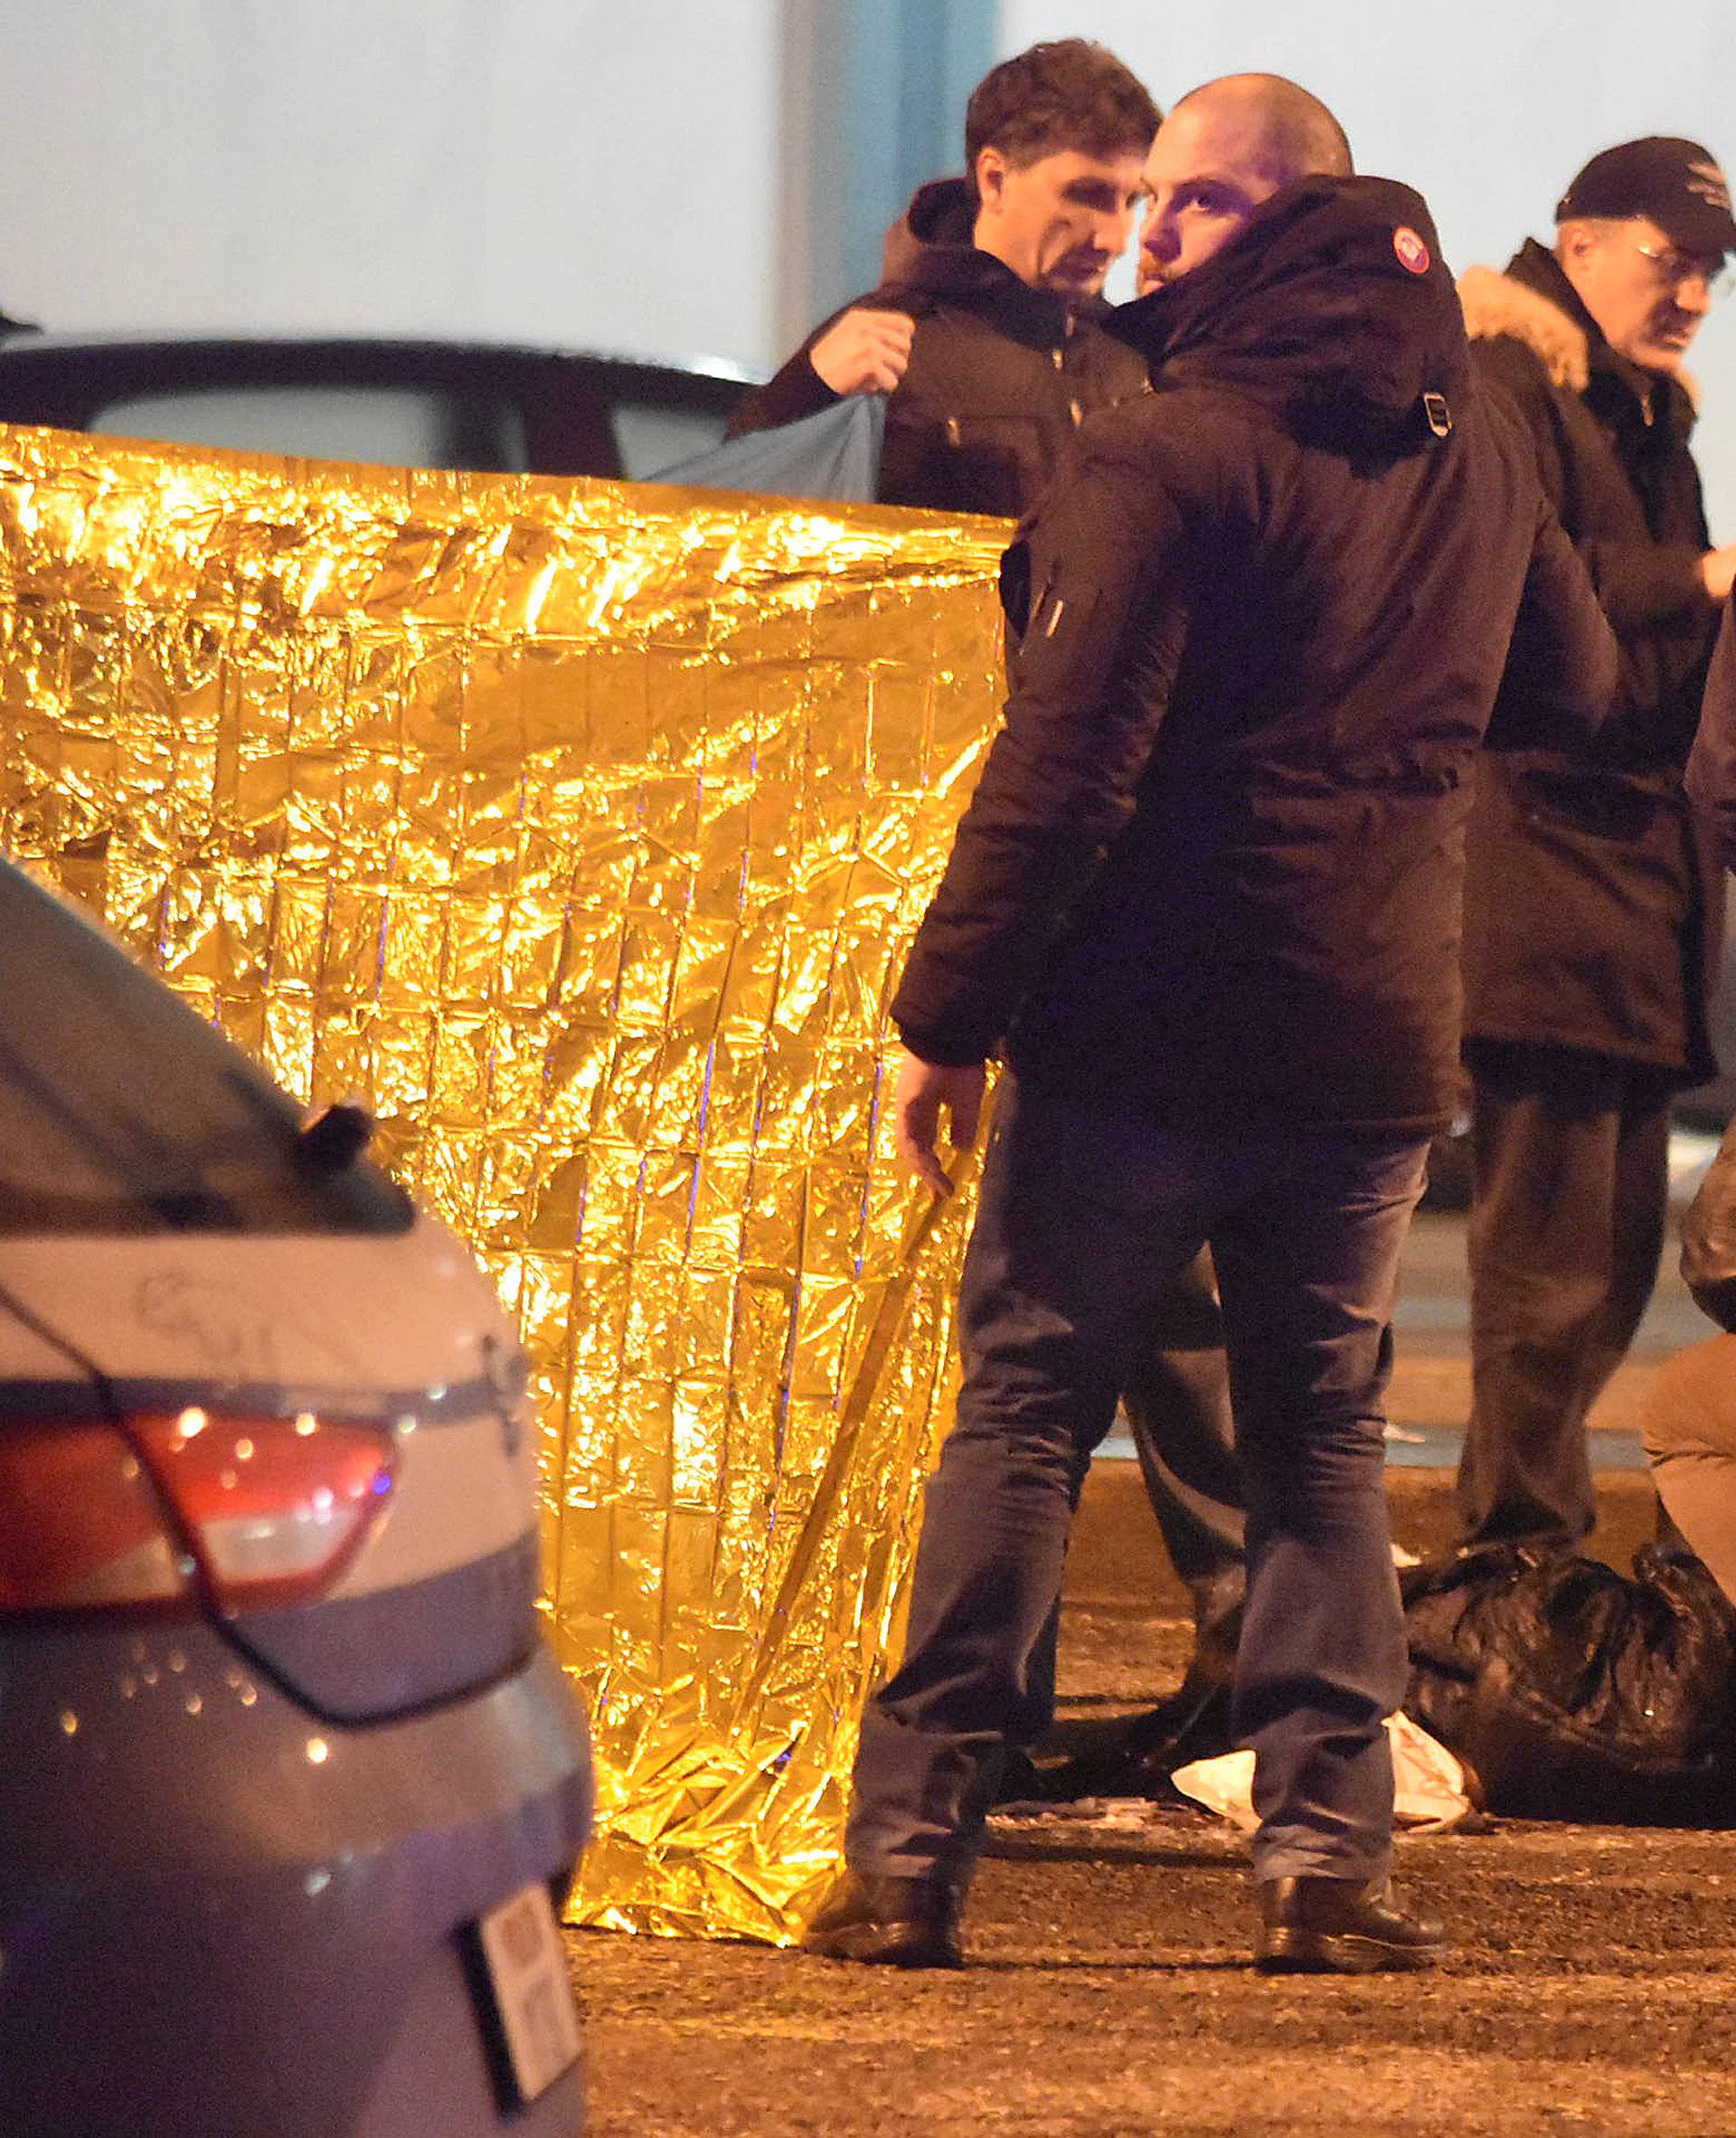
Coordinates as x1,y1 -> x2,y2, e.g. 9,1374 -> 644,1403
1703,544 -> 1736,605
892,1050 -> 986,1198
808,307 -> 915,397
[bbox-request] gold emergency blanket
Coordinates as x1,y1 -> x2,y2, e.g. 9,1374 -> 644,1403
0,424 -> 1008,1942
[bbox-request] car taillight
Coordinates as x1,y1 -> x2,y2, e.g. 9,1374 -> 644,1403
0,1420 -> 184,1610
133,1409 -> 397,1610
0,1410 -> 396,1614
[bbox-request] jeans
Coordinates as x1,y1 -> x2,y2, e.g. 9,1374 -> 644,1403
846,1077 -> 1429,1887
1122,1245 -> 1245,1667
1017,1248 -> 1244,1737
1458,1042 -> 1673,1548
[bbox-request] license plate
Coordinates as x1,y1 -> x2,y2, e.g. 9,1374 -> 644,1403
476,1880 -> 582,2104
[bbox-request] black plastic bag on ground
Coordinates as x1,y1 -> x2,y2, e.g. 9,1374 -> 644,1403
1402,1542 -> 1736,1824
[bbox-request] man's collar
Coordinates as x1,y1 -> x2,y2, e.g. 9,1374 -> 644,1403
892,241 -> 1102,343
1506,239 -> 1695,421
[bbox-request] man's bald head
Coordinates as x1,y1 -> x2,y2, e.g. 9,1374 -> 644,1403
1172,75 -> 1352,189
1138,73 -> 1353,289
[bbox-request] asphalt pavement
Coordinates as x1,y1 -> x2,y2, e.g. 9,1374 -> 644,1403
568,1194 -> 1736,2138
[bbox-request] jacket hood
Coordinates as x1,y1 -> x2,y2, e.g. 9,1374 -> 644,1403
1109,175 -> 1473,452
880,176 -> 975,281
1458,239 -> 1700,413
1458,245 -> 1591,391
874,174 -> 1113,344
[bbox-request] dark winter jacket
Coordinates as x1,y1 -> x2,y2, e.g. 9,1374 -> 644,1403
726,178 -> 1148,518
1458,241 -> 1724,1080
890,178 -> 1616,1138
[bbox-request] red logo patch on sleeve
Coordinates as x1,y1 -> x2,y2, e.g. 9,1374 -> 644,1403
1393,227 -> 1431,275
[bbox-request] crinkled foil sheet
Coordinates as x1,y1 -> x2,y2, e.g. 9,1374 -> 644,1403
0,423 -> 1008,1943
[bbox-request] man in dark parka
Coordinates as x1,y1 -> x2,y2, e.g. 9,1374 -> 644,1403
1455,139 -> 1736,1553
736,40 -> 1252,1689
803,75 -> 1615,1976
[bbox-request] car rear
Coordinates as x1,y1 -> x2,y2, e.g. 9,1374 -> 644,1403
0,858 -> 592,2137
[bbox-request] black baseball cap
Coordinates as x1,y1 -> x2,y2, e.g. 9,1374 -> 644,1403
1556,137 -> 1736,255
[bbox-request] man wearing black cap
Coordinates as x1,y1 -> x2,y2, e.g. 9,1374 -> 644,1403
1454,140 -> 1736,1557
801,73 -> 1615,1977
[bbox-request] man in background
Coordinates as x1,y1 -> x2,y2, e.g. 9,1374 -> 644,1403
729,38 -> 1153,516
1455,140 -> 1736,1556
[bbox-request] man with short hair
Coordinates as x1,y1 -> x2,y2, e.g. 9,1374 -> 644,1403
1454,140 -> 1736,1556
728,39 -> 1156,516
803,72 -> 1615,1975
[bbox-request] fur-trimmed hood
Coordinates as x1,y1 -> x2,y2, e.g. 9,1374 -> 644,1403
1458,240 -> 1699,406
1458,261 -> 1590,392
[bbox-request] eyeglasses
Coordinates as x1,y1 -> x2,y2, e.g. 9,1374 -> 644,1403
1628,240 -> 1731,299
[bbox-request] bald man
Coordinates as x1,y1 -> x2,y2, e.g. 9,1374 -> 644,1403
802,73 -> 1614,1974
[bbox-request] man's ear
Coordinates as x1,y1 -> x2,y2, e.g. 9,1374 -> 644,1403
975,146 -> 1007,215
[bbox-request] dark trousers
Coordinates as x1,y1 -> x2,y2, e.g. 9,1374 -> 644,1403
1013,1249 -> 1243,1746
846,1079 -> 1428,1887
1458,1042 -> 1674,1547
1123,1248 -> 1245,1662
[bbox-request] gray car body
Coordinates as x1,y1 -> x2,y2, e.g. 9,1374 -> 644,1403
0,862 -> 593,2138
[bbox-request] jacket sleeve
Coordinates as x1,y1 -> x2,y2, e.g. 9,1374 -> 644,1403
1577,535 -> 1710,635
890,430 -> 1192,1064
1686,600 -> 1736,869
725,338 -> 842,440
1486,484 -> 1619,751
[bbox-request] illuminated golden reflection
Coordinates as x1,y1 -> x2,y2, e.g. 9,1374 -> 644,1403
0,423 -> 1007,1944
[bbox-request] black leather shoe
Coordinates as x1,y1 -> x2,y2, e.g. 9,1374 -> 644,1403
800,1868 -> 966,1968
1257,1875 -> 1447,1974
